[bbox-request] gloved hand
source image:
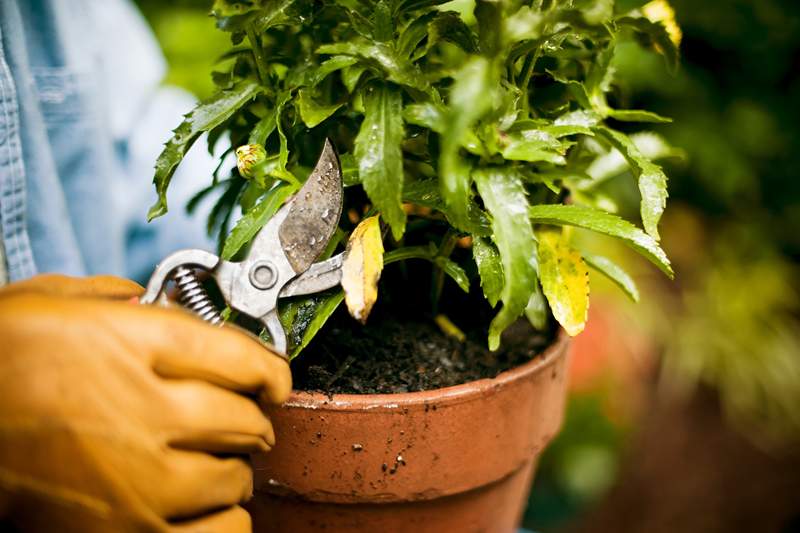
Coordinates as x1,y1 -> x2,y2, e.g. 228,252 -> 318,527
0,275 -> 292,532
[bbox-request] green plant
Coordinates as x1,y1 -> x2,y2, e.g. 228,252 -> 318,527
148,0 -> 676,356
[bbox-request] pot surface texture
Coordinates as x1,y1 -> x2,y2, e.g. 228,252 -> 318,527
248,331 -> 571,532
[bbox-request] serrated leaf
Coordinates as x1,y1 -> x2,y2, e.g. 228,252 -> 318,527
582,252 -> 640,302
296,89 -> 344,128
473,237 -> 503,307
583,131 -> 681,188
317,40 -> 432,95
538,229 -> 589,336
342,216 -> 385,323
221,182 -> 298,260
595,126 -> 668,239
528,204 -> 673,277
474,168 -> 538,350
148,80 -> 262,220
355,84 -> 406,240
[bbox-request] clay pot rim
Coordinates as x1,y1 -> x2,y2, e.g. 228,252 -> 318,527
285,329 -> 569,412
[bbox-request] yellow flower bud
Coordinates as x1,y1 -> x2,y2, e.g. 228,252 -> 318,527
235,144 -> 267,179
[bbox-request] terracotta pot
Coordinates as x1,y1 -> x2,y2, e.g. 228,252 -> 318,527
248,331 -> 571,532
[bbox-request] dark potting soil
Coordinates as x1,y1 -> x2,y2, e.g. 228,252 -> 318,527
289,231 -> 557,395
291,311 -> 554,395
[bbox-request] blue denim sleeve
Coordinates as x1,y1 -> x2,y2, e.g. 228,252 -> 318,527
0,0 -> 216,283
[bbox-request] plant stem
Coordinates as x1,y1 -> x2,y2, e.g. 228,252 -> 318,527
431,231 -> 459,314
246,24 -> 271,87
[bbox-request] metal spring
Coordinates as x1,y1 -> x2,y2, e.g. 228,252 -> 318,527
172,266 -> 223,325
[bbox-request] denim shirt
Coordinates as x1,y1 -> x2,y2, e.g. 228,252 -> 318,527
0,0 -> 215,285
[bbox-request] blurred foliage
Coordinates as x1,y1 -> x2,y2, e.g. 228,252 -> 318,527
137,0 -> 230,99
613,0 -> 800,447
524,393 -> 628,529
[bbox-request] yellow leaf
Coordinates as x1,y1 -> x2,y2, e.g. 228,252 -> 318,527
538,228 -> 590,336
342,216 -> 384,323
643,0 -> 682,47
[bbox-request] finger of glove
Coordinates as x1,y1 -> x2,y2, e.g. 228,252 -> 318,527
124,307 -> 292,405
154,451 -> 252,521
0,274 -> 144,300
169,505 -> 251,533
163,380 -> 276,454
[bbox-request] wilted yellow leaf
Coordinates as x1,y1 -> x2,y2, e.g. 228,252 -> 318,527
342,215 -> 384,323
538,228 -> 590,336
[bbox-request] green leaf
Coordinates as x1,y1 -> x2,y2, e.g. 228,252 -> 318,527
317,40 -> 432,95
148,80 -> 262,220
248,113 -> 277,145
595,126 -> 668,239
342,64 -> 367,93
439,57 -> 496,230
282,291 -> 345,359
499,133 -> 570,165
474,168 -> 538,350
296,89 -> 344,128
474,0 -> 502,56
607,109 -> 672,123
303,55 -> 359,88
538,228 -> 590,336
339,153 -> 361,186
273,90 -> 299,185
427,11 -> 478,54
473,237 -> 503,307
354,84 -> 406,240
525,279 -> 548,331
582,252 -> 640,302
221,182 -> 298,260
253,0 -> 308,32
397,10 -> 438,58
402,179 -> 491,236
434,256 -> 470,293
372,0 -> 393,42
528,204 -> 673,277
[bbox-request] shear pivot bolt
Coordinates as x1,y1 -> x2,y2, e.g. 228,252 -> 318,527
250,261 -> 278,290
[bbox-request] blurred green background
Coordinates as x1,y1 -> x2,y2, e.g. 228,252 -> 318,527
135,0 -> 800,530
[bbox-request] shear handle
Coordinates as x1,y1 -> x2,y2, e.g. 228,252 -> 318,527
140,249 -> 222,305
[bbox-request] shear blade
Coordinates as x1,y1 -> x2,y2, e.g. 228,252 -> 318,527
276,138 -> 343,274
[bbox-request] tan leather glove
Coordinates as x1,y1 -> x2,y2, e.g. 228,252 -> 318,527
0,275 -> 292,532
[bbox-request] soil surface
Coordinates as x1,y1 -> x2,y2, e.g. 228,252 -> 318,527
292,310 -> 554,394
290,237 -> 557,395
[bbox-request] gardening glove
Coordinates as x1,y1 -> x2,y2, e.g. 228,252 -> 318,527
0,275 -> 292,533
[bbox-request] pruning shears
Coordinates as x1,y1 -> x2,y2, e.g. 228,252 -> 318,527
140,139 -> 345,355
